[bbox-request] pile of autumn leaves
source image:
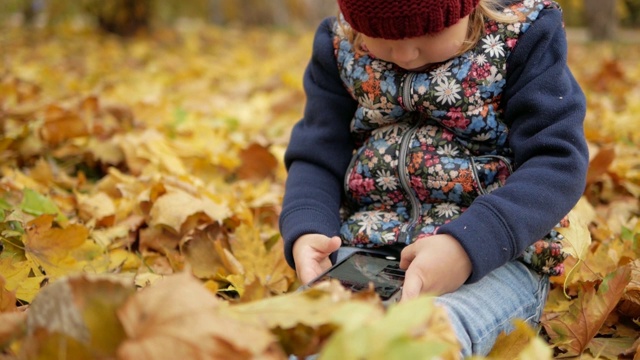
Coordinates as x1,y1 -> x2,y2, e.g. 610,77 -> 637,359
1,23 -> 639,359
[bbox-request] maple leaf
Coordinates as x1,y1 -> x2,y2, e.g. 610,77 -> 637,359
116,271 -> 285,359
542,265 -> 632,357
148,189 -> 230,235
20,274 -> 135,359
22,214 -> 108,279
229,222 -> 296,298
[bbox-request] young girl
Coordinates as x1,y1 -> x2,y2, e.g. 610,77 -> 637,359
280,0 -> 588,355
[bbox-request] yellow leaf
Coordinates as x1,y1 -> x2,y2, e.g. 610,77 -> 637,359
149,190 -> 230,234
488,320 -> 552,359
108,248 -> 142,272
558,201 -> 593,261
23,215 -> 108,279
77,192 -> 116,226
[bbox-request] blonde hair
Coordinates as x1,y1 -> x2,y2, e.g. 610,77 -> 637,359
341,0 -> 517,57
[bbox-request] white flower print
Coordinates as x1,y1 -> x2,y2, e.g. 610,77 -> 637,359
375,170 -> 398,190
435,203 -> 460,218
357,212 -> 382,233
437,143 -> 460,157
484,66 -> 504,86
381,232 -> 397,243
434,78 -> 462,106
430,62 -> 453,83
417,85 -> 427,95
472,132 -> 493,142
474,53 -> 488,66
482,34 -> 505,58
362,108 -> 393,125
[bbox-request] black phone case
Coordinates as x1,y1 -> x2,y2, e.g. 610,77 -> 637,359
305,251 -> 406,305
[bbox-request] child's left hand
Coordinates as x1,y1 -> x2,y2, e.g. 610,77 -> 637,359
399,234 -> 472,299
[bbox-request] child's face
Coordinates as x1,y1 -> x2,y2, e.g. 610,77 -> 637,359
360,15 -> 470,71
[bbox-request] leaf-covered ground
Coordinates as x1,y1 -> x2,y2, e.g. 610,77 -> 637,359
0,22 -> 639,359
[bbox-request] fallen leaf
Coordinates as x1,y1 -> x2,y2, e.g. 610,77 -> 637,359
21,274 -> 135,359
149,190 -> 230,234
542,265 -> 632,357
117,271 -> 285,359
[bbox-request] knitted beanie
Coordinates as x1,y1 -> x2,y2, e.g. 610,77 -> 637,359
337,0 -> 481,39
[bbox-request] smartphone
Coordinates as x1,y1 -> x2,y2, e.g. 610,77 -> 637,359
306,251 -> 405,304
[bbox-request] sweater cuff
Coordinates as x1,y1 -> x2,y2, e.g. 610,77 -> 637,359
280,207 -> 342,269
437,200 -> 516,283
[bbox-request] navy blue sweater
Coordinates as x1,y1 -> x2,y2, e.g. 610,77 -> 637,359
280,8 -> 588,283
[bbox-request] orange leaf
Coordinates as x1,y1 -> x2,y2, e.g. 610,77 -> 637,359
237,143 -> 278,181
542,265 -> 632,356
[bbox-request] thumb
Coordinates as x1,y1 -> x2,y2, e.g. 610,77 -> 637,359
401,269 -> 422,302
316,236 -> 342,254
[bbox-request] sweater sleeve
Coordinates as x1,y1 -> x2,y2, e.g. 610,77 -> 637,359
279,18 -> 358,269
437,8 -> 589,283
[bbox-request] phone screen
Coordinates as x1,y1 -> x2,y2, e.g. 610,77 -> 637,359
310,252 -> 405,300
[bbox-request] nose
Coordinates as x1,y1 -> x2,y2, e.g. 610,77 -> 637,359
390,43 -> 419,65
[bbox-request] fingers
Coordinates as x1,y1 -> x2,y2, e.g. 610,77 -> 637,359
399,242 -> 417,270
401,268 -> 423,302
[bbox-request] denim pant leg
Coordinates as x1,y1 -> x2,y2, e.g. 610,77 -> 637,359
435,260 -> 550,357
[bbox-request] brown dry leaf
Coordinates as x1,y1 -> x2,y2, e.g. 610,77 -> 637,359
39,104 -> 89,146
0,311 -> 27,351
179,224 -> 226,279
237,143 -> 278,181
0,276 -> 17,313
21,274 -> 135,359
586,144 -> 616,185
542,265 -> 632,357
617,259 -> 640,318
117,271 -> 285,360
23,214 -> 107,278
148,190 -> 230,235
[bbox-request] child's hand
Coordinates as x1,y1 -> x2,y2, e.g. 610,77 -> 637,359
399,234 -> 472,300
292,234 -> 342,284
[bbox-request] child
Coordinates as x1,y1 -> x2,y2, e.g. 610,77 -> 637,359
280,0 -> 588,355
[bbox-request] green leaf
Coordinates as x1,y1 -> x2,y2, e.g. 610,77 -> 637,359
19,189 -> 67,224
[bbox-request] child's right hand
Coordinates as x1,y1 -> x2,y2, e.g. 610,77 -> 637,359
292,234 -> 342,284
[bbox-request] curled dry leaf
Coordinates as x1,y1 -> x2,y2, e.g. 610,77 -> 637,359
117,271 -> 285,360
21,274 -> 134,359
542,265 -> 632,357
149,190 -> 230,235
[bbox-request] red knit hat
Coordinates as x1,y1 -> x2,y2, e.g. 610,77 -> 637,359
337,0 -> 481,40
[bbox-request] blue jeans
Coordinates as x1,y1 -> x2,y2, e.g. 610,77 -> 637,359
333,246 -> 550,357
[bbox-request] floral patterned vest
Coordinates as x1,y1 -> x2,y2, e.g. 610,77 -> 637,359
334,1 -> 568,275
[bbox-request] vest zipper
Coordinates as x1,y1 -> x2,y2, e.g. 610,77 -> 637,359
402,72 -> 416,112
398,122 -> 421,244
398,72 -> 420,244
